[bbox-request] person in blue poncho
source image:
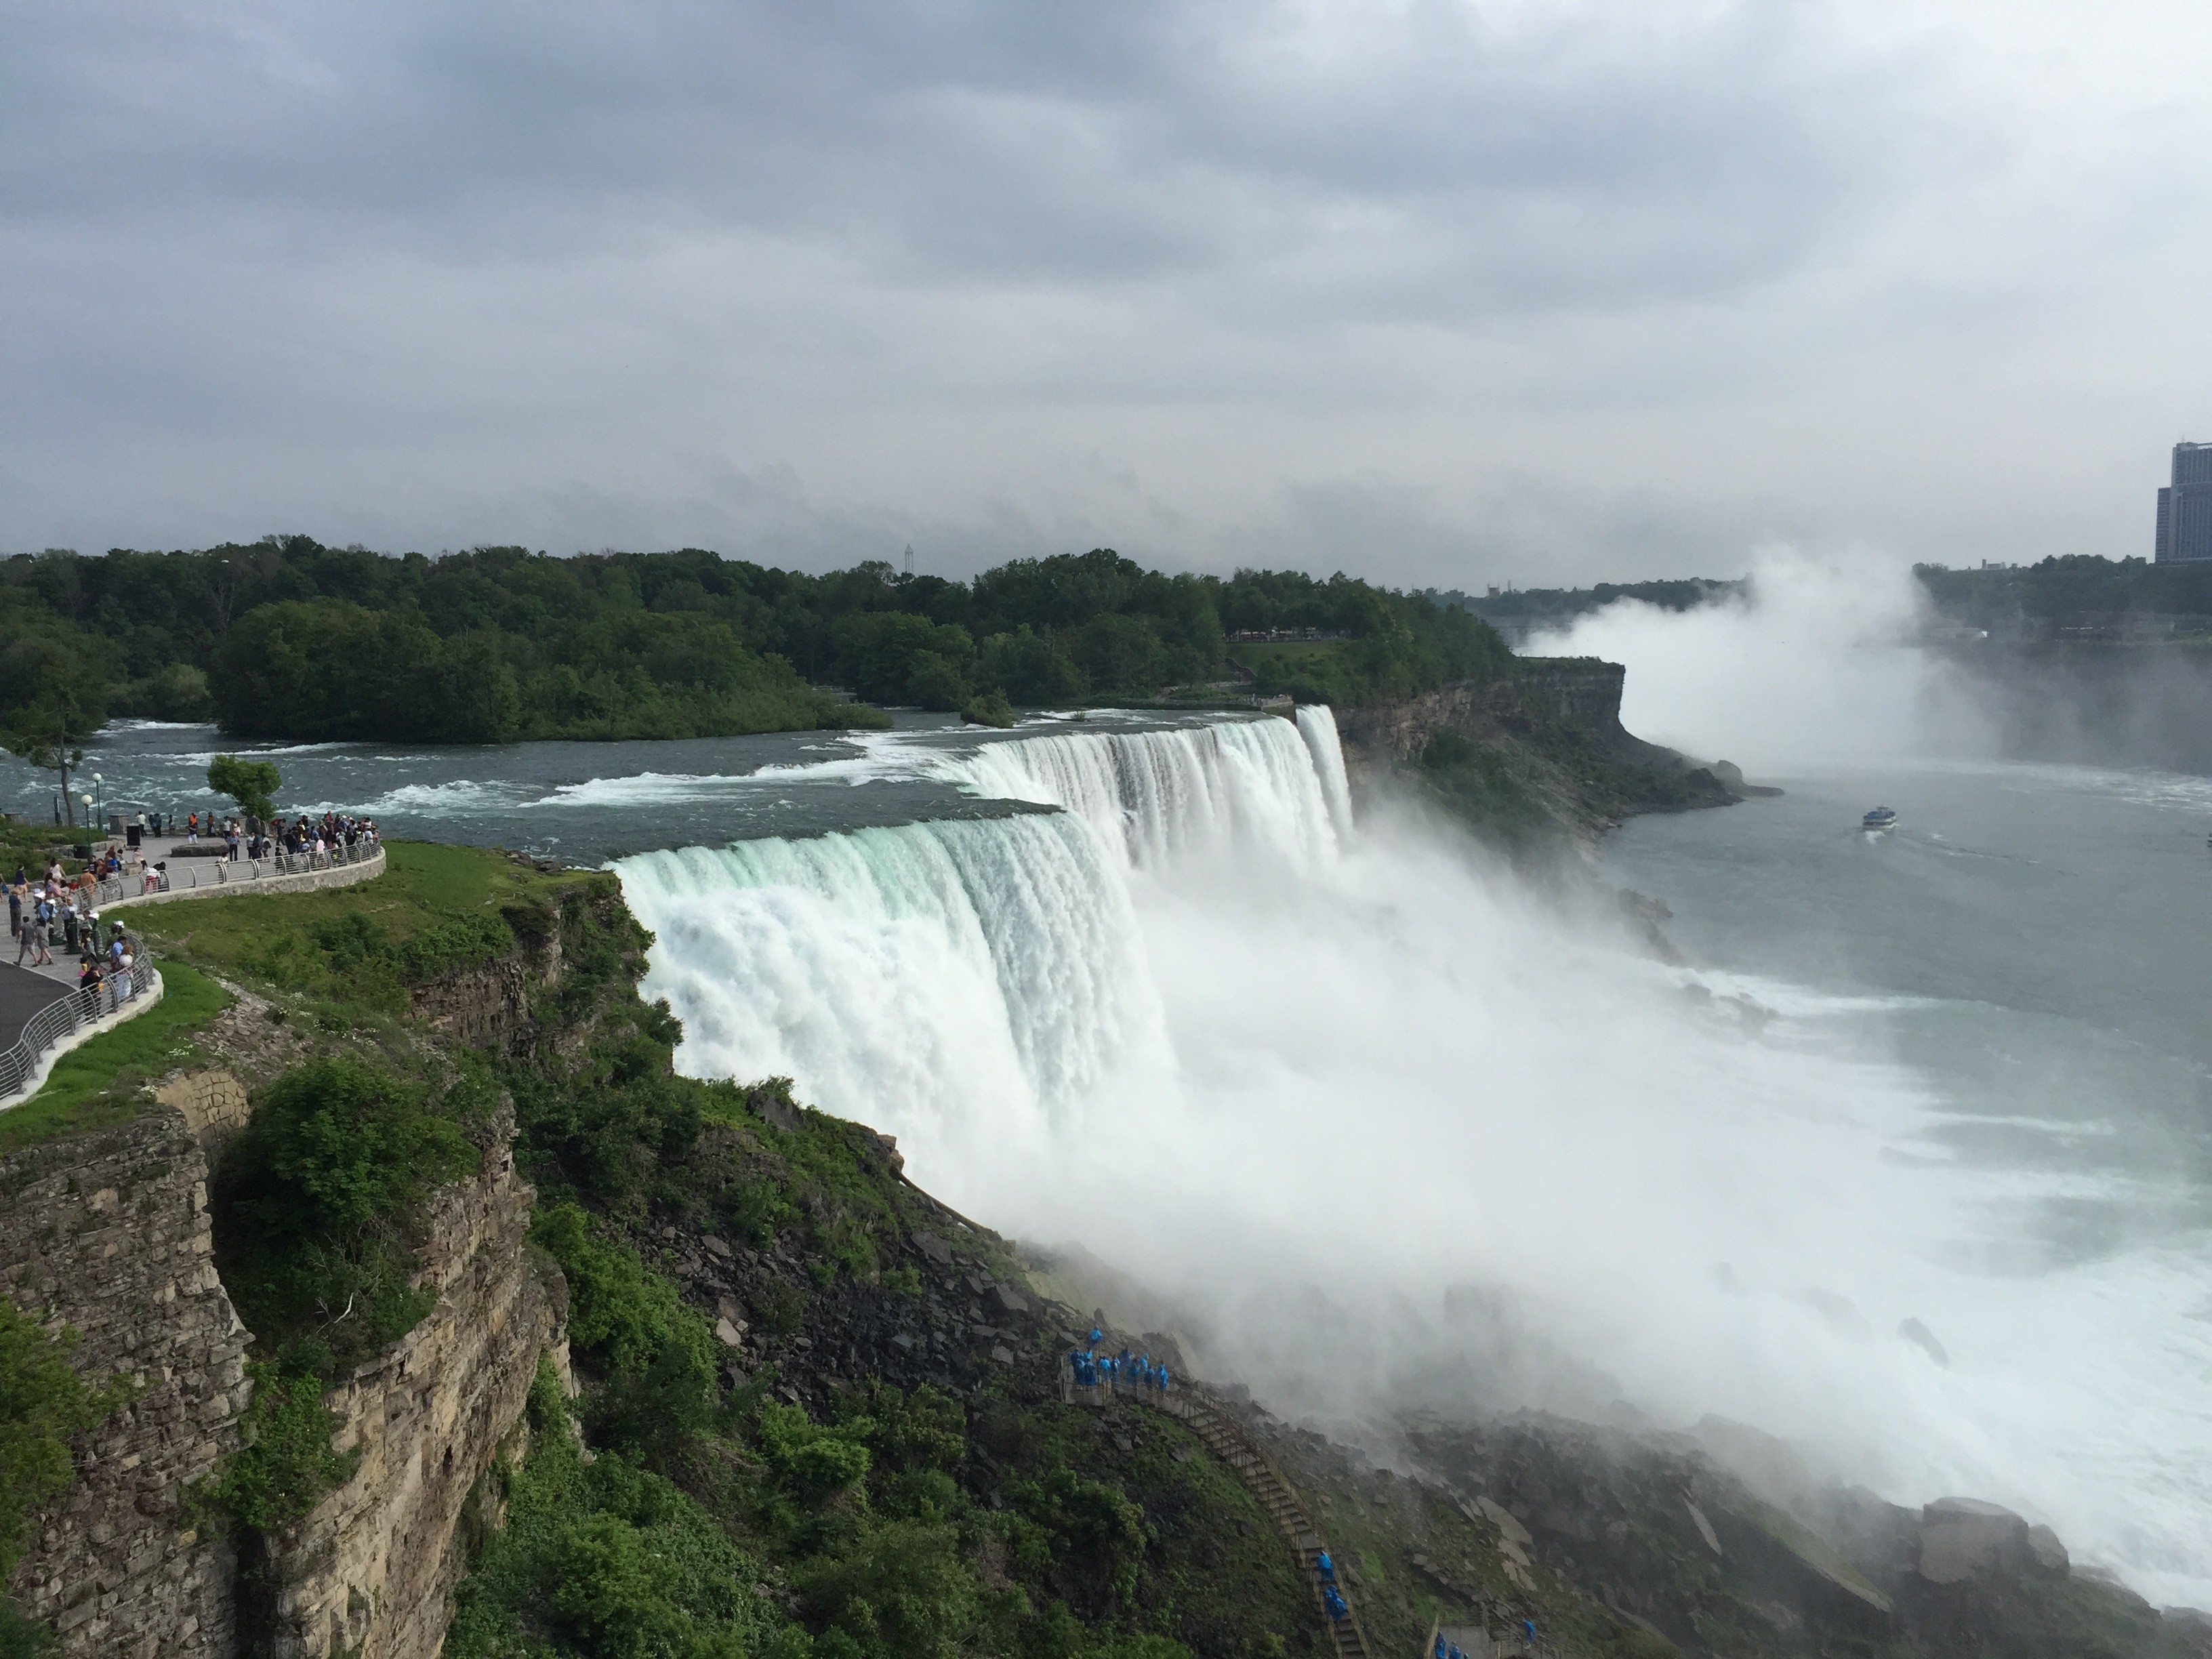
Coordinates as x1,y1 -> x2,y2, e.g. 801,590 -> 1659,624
1315,1551 -> 1335,1583
1433,1636 -> 1447,1659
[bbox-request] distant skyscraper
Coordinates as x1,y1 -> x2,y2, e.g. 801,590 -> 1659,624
2155,442 -> 2212,562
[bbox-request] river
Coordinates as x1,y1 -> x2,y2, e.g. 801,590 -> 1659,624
6,712 -> 2207,1609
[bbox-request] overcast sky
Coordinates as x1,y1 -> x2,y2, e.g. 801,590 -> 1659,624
5,1 -> 2211,588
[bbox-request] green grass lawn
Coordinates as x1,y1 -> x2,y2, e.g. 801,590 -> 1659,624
127,841 -> 571,980
0,961 -> 232,1153
1,844 -> 579,1155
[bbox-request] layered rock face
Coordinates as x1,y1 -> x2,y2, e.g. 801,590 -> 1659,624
407,934 -> 562,1057
1332,661 -> 1643,785
260,1108 -> 567,1659
0,1110 -> 252,1659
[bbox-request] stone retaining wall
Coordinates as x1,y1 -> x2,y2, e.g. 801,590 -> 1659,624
102,846 -> 387,914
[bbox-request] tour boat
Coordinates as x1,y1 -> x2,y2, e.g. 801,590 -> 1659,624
1862,806 -> 1898,831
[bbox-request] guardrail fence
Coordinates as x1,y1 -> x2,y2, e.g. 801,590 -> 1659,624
0,972 -> 155,1103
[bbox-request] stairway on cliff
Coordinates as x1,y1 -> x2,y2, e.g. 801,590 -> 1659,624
1145,1384 -> 1375,1659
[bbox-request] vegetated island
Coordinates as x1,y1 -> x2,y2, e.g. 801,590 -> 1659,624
2,538 -> 1512,743
1,841 -> 2200,1659
3,537 -> 1751,852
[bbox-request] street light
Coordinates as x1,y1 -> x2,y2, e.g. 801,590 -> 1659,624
91,773 -> 105,827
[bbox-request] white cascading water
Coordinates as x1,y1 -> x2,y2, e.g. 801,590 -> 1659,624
617,705 -> 2211,1607
950,715 -> 1343,872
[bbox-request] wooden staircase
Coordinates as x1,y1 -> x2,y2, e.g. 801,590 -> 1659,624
1150,1387 -> 1374,1658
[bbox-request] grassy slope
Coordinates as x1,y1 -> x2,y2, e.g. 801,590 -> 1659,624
0,962 -> 231,1152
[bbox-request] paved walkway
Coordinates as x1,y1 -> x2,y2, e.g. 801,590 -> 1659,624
0,958 -> 74,1059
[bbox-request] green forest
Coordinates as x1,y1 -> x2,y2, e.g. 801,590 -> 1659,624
0,539 -> 1511,751
1914,553 -> 2212,623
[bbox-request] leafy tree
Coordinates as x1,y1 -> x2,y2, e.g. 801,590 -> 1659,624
206,754 -> 281,822
0,642 -> 106,826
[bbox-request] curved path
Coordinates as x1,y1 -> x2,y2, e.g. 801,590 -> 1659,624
0,959 -> 74,1067
1,842 -> 384,1106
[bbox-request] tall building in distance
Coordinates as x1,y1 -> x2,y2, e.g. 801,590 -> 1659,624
2154,442 -> 2212,562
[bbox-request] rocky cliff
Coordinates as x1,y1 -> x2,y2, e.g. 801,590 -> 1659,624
256,1105 -> 565,1659
0,1109 -> 251,1658
0,878 -> 581,1659
1333,658 -> 1738,849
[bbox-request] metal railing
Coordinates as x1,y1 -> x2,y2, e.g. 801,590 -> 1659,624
87,837 -> 383,904
0,970 -> 158,1104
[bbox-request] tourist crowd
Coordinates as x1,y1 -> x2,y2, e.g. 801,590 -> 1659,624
7,806 -> 380,1021
180,808 -> 379,864
7,857 -> 146,1012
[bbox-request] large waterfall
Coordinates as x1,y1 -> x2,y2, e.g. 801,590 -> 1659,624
614,708 -> 2206,1604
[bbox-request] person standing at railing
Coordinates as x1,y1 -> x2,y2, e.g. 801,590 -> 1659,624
13,900 -> 49,966
77,955 -> 102,1016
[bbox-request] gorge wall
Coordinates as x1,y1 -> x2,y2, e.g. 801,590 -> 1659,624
3,922 -> 575,1659
1332,657 -> 1643,782
1332,657 -> 1735,845
0,1109 -> 250,1659
259,1105 -> 566,1659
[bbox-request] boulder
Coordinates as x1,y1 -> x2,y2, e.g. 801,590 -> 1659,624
1917,1498 -> 2067,1583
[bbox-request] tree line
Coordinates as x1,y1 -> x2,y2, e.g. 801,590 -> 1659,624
0,537 -> 1511,755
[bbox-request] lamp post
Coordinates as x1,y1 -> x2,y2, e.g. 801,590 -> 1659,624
91,773 -> 104,829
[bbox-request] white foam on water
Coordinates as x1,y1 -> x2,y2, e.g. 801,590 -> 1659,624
310,779 -> 527,814
615,712 -> 2212,1610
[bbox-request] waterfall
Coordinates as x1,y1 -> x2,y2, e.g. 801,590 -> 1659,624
1296,704 -> 1355,838
615,712 -> 1348,1197
945,715 -> 1340,872
618,811 -> 1170,1158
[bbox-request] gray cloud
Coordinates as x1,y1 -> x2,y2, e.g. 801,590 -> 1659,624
2,1 -> 2207,581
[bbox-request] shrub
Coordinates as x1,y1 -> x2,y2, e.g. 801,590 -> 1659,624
194,1358 -> 359,1533
213,1056 -> 481,1370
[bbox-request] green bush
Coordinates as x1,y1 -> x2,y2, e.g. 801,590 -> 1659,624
529,1205 -> 718,1456
447,1412 -> 785,1659
194,1359 -> 359,1533
213,1056 -> 482,1371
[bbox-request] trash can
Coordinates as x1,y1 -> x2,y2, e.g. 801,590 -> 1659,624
126,823 -> 142,851
108,813 -> 123,836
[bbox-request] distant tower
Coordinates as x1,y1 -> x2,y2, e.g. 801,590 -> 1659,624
2155,443 -> 2212,562
903,544 -> 915,577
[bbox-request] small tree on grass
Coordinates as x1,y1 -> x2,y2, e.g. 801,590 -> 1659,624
207,755 -> 281,823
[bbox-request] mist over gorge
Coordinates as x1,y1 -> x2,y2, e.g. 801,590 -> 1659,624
611,688 -> 2212,1618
